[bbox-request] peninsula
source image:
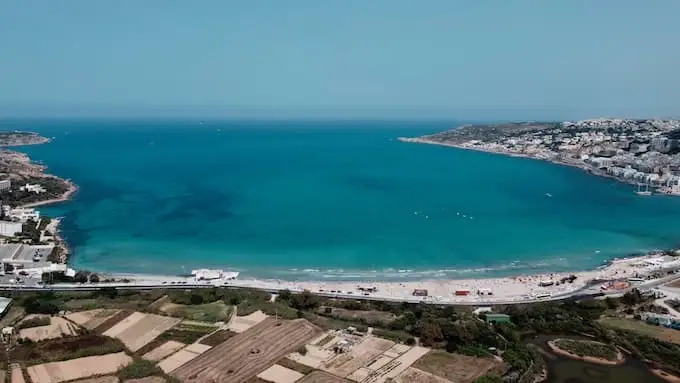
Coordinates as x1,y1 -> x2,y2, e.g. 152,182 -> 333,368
0,131 -> 76,266
400,118 -> 680,195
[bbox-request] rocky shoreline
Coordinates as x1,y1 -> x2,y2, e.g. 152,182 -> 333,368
0,131 -> 77,264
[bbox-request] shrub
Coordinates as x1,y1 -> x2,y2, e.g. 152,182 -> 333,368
118,359 -> 163,380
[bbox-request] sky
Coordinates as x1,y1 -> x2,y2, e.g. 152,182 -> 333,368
1,1 -> 679,120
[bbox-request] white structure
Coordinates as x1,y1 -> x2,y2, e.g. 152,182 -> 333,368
0,221 -> 22,237
19,183 -> 46,193
0,179 -> 10,192
2,206 -> 40,222
191,268 -> 239,281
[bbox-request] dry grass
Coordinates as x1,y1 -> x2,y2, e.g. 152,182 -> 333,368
413,351 -> 504,383
27,352 -> 132,383
394,367 -> 453,383
228,310 -> 267,333
297,371 -> 350,383
172,318 -> 322,383
599,317 -> 680,345
123,377 -> 166,383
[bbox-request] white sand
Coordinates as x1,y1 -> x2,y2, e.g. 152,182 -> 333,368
221,254 -> 680,304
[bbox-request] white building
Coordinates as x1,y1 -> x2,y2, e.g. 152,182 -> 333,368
2,206 -> 40,223
0,221 -> 22,237
19,183 -> 46,193
0,179 -> 10,192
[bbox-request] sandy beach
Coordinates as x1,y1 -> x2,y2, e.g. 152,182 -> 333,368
105,252 -> 680,306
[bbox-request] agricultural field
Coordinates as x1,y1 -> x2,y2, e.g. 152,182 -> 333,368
66,309 -> 121,330
11,334 -> 126,366
27,352 -> 132,383
198,329 -> 237,347
142,340 -> 186,362
157,343 -> 212,374
103,312 -> 181,352
412,351 -> 505,383
228,310 -> 268,333
159,301 -> 232,322
172,318 -> 322,383
256,364 -> 304,383
155,321 -> 217,344
323,337 -> 395,378
599,317 -> 680,345
19,317 -> 79,342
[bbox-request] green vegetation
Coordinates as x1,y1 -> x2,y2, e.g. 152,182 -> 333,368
164,301 -> 233,322
157,322 -> 216,344
553,339 -> 619,361
16,316 -> 51,329
13,334 -> 126,366
118,359 -> 163,380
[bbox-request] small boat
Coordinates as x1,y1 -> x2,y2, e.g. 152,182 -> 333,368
545,193 -> 553,198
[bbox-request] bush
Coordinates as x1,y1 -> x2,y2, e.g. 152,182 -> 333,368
297,346 -> 308,355
473,374 -> 503,383
118,359 -> 162,380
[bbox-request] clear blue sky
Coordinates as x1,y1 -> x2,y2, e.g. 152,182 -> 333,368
1,0 -> 679,120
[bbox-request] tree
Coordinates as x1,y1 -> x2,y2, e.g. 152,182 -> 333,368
289,290 -> 320,310
73,270 -> 90,284
278,289 -> 292,301
89,273 -> 100,283
415,318 -> 443,346
189,293 -> 204,305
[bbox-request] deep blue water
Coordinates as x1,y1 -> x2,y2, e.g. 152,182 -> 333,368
4,119 -> 680,280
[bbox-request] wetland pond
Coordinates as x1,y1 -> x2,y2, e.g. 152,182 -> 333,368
528,335 -> 669,383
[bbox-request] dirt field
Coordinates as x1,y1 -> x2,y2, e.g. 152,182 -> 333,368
394,367 -> 453,383
323,336 -> 395,378
113,314 -> 181,352
413,351 -> 504,383
27,352 -> 132,383
11,364 -> 25,383
66,309 -> 121,330
142,340 -> 185,362
256,364 -> 304,383
172,318 -> 322,383
19,317 -> 78,342
228,310 -> 268,333
297,371 -> 351,383
599,317 -> 680,344
94,310 -> 134,333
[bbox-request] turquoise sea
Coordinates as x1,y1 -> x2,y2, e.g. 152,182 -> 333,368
5,119 -> 680,281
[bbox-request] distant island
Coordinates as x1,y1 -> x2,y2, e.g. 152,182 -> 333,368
400,118 -> 680,196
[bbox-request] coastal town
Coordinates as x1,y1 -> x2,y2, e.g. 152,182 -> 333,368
400,118 -> 680,195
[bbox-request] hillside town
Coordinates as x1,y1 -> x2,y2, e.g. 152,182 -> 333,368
402,118 -> 680,195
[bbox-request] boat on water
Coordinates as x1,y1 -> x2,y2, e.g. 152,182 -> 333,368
545,193 -> 553,198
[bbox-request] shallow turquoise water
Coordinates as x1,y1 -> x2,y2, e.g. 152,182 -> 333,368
6,119 -> 680,280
